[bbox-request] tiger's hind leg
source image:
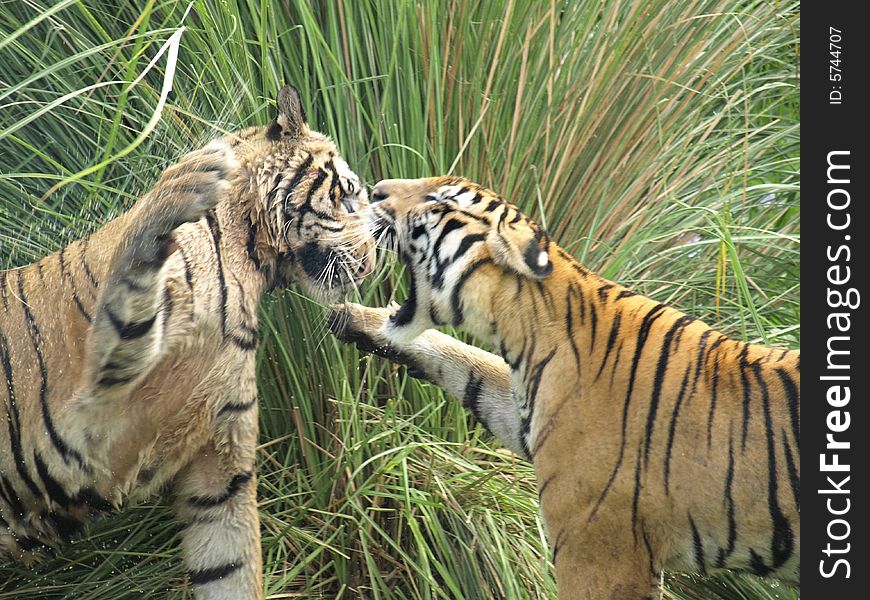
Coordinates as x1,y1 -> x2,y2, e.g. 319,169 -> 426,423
328,302 -> 528,457
82,141 -> 236,395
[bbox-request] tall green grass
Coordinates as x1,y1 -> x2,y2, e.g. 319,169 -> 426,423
1,1 -> 798,598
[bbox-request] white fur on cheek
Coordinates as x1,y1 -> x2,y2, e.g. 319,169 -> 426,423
380,315 -> 428,345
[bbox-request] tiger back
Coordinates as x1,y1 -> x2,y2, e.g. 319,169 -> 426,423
331,176 -> 799,599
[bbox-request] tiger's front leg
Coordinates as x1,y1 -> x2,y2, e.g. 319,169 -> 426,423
82,140 -> 237,399
329,302 -> 528,458
173,393 -> 262,600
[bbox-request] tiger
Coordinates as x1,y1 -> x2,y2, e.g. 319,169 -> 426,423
328,176 -> 800,599
0,85 -> 375,600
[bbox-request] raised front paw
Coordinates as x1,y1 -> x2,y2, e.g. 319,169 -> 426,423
155,139 -> 239,227
328,302 -> 393,356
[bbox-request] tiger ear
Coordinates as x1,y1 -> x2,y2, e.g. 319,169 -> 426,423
266,84 -> 308,141
486,210 -> 553,279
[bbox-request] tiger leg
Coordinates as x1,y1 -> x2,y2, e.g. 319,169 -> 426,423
82,141 -> 236,394
329,303 -> 527,457
173,426 -> 261,600
551,524 -> 658,600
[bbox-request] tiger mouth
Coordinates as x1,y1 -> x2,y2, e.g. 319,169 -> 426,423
369,208 -> 398,253
296,244 -> 373,296
366,209 -> 420,328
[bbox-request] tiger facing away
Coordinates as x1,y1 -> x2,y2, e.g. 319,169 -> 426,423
0,85 -> 374,599
329,176 -> 800,599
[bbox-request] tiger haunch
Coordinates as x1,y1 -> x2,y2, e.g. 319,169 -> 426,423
0,85 -> 375,599
330,176 -> 799,599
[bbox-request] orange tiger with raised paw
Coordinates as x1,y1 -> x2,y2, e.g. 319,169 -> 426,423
330,176 -> 799,599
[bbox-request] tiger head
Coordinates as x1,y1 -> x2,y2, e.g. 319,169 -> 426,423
226,85 -> 375,299
367,176 -> 552,341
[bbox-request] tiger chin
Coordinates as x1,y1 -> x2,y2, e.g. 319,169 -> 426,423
330,176 -> 800,599
0,85 -> 374,599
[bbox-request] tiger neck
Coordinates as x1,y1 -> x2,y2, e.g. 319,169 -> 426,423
485,247 -> 623,376
208,193 -> 275,295
213,188 -> 291,293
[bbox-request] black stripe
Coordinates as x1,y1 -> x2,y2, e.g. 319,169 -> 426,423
97,373 -> 137,387
530,395 -> 571,458
17,536 -> 46,552
431,225 -> 485,289
608,341 -> 624,386
750,549 -> 773,577
462,373 -> 484,421
0,474 -> 26,517
324,159 -> 340,203
589,303 -> 666,522
564,285 -> 582,371
452,233 -> 485,261
188,561 -> 243,585
73,486 -> 113,512
689,514 -> 707,575
301,168 -> 329,209
227,331 -> 258,351
587,301 -> 597,352
1,333 -> 42,497
520,349 -> 556,461
179,245 -> 195,290
551,528 -> 567,564
755,363 -> 794,569
188,471 -> 253,508
704,334 -> 727,366
643,315 -> 693,466
34,451 -> 72,510
595,310 -> 622,381
281,154 -> 314,207
482,198 -> 501,213
716,425 -> 737,568
105,308 -> 157,340
80,239 -> 99,289
19,272 -> 86,471
706,357 -> 721,449
390,274 -> 417,327
72,293 -> 92,323
776,367 -> 800,449
449,259 -> 491,326
689,329 -> 713,402
631,445 -> 643,543
597,283 -> 614,302
781,429 -> 800,509
206,212 -> 229,338
43,510 -> 85,542
58,247 -> 68,280
537,475 -> 554,500
432,218 -> 465,259
663,364 -> 692,495
218,399 -> 256,415
641,524 -> 656,577
738,345 -> 752,450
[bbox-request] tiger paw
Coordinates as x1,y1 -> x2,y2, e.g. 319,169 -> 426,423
157,139 -> 239,228
327,303 -> 392,355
